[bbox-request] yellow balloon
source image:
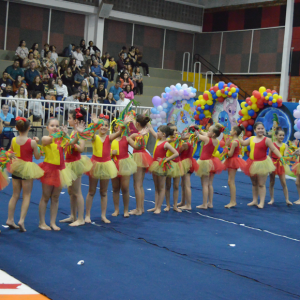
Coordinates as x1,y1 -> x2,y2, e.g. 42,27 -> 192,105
207,100 -> 213,106
267,93 -> 272,97
272,99 -> 276,103
225,87 -> 229,91
200,100 -> 205,106
242,108 -> 248,115
214,151 -> 220,159
254,108 -> 259,112
259,86 -> 266,94
265,96 -> 269,100
251,96 -> 257,103
273,94 -> 279,99
241,102 -> 246,108
216,90 -> 222,97
231,87 -> 236,93
201,105 -> 205,109
247,106 -> 252,110
204,110 -> 210,116
228,92 -> 232,96
278,96 -> 283,100
251,104 -> 257,110
246,115 -> 251,120
242,117 -> 245,121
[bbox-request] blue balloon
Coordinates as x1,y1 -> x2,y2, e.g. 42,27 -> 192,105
218,146 -> 224,153
263,92 -> 267,97
232,93 -> 237,98
269,96 -> 273,101
153,126 -> 158,132
272,103 -> 278,108
236,88 -> 239,93
176,84 -> 181,90
194,111 -> 197,115
163,108 -> 168,112
225,91 -> 228,95
247,146 -> 251,151
162,123 -> 167,126
195,120 -> 200,125
247,125 -> 253,131
192,88 -> 197,93
248,110 -> 255,116
218,82 -> 225,89
200,113 -> 205,119
197,107 -> 201,112
151,108 -> 157,114
212,94 -> 218,99
264,102 -> 268,106
245,103 -> 248,107
294,124 -> 299,131
204,104 -> 209,110
163,93 -> 167,98
165,87 -> 171,93
227,82 -> 232,87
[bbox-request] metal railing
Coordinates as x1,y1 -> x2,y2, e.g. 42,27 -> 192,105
0,97 -> 152,129
205,71 -> 214,91
182,52 -> 190,81
193,62 -> 201,91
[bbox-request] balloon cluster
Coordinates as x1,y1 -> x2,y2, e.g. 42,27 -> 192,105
238,86 -> 283,138
293,102 -> 300,139
193,82 -> 239,123
150,83 -> 197,129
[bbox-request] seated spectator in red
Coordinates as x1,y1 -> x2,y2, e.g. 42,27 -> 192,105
72,46 -> 84,67
0,71 -> 13,93
5,60 -> 24,82
123,85 -> 134,100
25,61 -> 40,85
15,40 -> 29,67
120,72 -> 134,90
29,75 -> 44,97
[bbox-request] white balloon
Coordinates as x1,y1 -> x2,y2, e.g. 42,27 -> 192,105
157,122 -> 162,127
151,119 -> 157,125
156,117 -> 162,122
295,120 -> 298,124
182,100 -> 187,105
182,84 -> 188,89
187,88 -> 191,93
297,105 -> 300,110
295,131 -> 300,139
162,103 -> 168,108
157,105 -> 163,111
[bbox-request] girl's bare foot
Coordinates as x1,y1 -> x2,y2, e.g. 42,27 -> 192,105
112,211 -> 119,217
39,224 -> 51,231
124,212 -> 130,218
177,202 -> 184,207
173,207 -> 182,212
225,202 -> 236,208
180,205 -> 192,210
164,206 -> 170,212
147,207 -> 156,212
247,201 -> 258,206
129,209 -> 142,215
85,216 -> 92,223
294,199 -> 300,204
18,222 -> 26,232
196,204 -> 207,209
101,216 -> 111,223
69,220 -> 85,227
50,224 -> 61,231
59,216 -> 75,223
268,199 -> 274,205
257,203 -> 264,209
207,203 -> 213,208
153,208 -> 161,214
286,200 -> 293,206
6,221 -> 19,229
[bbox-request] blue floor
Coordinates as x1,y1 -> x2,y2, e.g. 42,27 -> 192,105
0,153 -> 300,299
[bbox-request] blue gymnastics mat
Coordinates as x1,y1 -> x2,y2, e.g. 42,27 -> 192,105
0,153 -> 300,299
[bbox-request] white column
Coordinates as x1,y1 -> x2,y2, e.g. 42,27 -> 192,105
4,0 -> 9,50
96,18 -> 105,53
84,15 -> 104,52
280,0 -> 294,102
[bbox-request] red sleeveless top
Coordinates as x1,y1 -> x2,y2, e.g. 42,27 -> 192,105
200,138 -> 216,160
12,138 -> 33,162
180,142 -> 193,160
153,141 -> 167,161
92,135 -> 111,163
65,145 -> 81,162
116,136 -> 129,160
231,140 -> 240,158
251,137 -> 268,161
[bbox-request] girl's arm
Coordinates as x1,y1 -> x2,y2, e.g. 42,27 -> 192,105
31,140 -> 41,160
105,89 -> 108,99
0,120 -> 3,134
147,123 -> 157,139
109,129 -> 122,142
195,131 -> 209,144
42,136 -> 52,146
164,142 -> 179,162
240,138 -> 251,147
266,138 -> 282,158
126,136 -> 140,150
74,139 -> 85,153
227,141 -> 238,158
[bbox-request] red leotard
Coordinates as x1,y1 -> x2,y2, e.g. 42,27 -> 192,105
180,142 -> 198,173
251,137 -> 268,161
223,140 -> 247,170
153,141 -> 167,161
92,135 -> 111,163
65,145 -> 81,163
271,143 -> 286,175
14,138 -> 33,162
116,136 -> 130,160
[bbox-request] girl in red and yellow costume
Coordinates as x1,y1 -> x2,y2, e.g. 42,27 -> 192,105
59,107 -> 93,227
128,114 -> 153,216
148,125 -> 179,214
0,120 -> 10,193
222,125 -> 247,208
241,122 -> 283,208
195,123 -> 225,209
85,114 -> 131,224
178,126 -> 199,210
111,120 -> 137,218
38,118 -> 76,231
269,128 -> 292,206
6,117 -> 43,232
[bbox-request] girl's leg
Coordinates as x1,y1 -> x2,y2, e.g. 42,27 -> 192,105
172,177 -> 182,212
85,177 -> 99,223
60,185 -> 77,223
154,176 -> 167,214
99,179 -> 110,223
50,186 -> 63,230
112,177 -> 121,216
178,176 -> 185,207
248,176 -> 259,206
120,176 -> 130,217
225,169 -> 237,208
140,168 -> 146,213
6,179 -> 22,229
268,173 -> 276,205
180,174 -> 192,210
294,175 -> 300,204
131,167 -> 144,215
164,177 -> 171,211
147,173 -> 158,212
18,179 -> 33,232
39,184 -> 54,230
257,175 -> 268,209
197,175 -> 209,209
208,173 -> 215,208
278,174 -> 292,206
70,177 -> 85,226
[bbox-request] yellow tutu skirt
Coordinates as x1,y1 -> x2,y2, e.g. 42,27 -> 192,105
9,159 -> 44,180
59,168 -> 78,188
66,156 -> 93,179
149,161 -> 171,176
244,156 -> 275,176
132,152 -> 153,169
89,160 -> 118,180
117,157 -> 137,176
182,159 -> 192,174
168,161 -> 184,178
195,159 -> 213,177
0,169 -> 9,190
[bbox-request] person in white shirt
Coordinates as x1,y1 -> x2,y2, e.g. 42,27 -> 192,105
29,91 -> 44,121
72,47 -> 84,67
55,77 -> 68,101
116,91 -> 131,112
50,45 -> 58,64
64,89 -> 80,115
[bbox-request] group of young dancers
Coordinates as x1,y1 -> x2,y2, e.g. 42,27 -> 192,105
0,106 -> 300,233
